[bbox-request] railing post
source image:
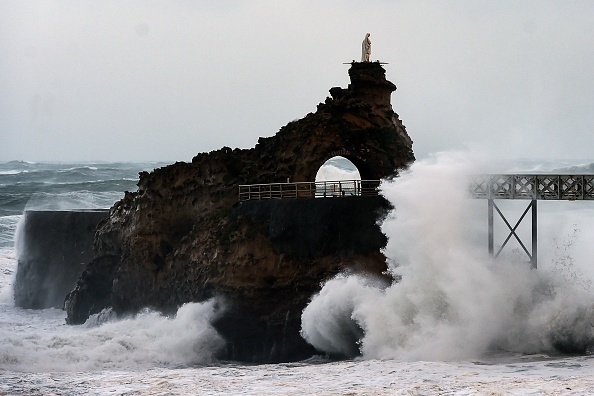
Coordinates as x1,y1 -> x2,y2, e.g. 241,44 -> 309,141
488,199 -> 494,258
531,199 -> 537,269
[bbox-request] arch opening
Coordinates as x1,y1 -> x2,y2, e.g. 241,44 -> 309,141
315,156 -> 361,182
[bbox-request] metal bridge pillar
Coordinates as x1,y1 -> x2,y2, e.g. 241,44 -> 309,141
487,199 -> 537,269
488,199 -> 494,257
531,200 -> 537,269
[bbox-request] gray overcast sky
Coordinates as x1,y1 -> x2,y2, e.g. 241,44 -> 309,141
1,1 -> 593,163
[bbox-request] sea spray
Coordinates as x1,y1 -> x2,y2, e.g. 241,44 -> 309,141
301,152 -> 594,359
300,273 -> 387,358
0,300 -> 225,372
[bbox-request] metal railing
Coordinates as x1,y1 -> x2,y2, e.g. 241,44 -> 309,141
238,180 -> 380,201
471,174 -> 594,200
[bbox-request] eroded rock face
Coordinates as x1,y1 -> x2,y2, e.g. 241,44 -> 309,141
65,62 -> 414,362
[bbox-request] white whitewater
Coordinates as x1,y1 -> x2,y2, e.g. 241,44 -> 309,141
302,152 -> 594,362
1,156 -> 593,394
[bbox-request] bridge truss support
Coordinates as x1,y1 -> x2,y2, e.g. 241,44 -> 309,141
488,199 -> 537,269
473,174 -> 594,269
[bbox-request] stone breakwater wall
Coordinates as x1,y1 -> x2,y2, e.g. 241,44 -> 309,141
14,210 -> 108,309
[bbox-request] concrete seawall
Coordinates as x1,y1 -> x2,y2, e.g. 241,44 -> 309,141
14,209 -> 109,309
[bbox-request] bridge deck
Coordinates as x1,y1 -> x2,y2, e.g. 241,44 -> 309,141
471,174 -> 594,200
238,180 -> 380,201
471,174 -> 594,269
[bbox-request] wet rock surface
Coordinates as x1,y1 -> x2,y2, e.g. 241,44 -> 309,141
65,62 -> 414,362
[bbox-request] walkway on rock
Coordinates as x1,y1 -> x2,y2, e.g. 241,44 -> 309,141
238,180 -> 380,201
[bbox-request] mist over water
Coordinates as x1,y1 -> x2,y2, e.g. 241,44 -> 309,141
302,152 -> 594,360
0,301 -> 224,372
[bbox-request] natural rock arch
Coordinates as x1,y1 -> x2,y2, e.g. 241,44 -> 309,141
272,62 -> 413,183
315,155 -> 362,182
65,61 -> 414,362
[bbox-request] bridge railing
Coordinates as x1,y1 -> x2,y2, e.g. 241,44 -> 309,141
238,180 -> 380,201
471,174 -> 594,200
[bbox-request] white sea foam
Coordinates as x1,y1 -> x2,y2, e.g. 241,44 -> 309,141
0,249 -> 224,372
57,166 -> 99,172
2,158 -> 594,393
301,152 -> 594,360
0,300 -> 225,372
1,355 -> 593,395
0,249 -> 16,305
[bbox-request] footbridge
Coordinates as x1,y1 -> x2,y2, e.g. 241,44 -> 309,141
239,179 -> 380,201
471,174 -> 594,269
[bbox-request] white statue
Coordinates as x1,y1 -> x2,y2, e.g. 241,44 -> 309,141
361,33 -> 371,62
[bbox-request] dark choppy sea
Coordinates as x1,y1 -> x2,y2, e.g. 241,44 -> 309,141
1,157 -> 593,395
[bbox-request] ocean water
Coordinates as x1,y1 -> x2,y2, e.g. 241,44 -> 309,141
1,156 -> 594,395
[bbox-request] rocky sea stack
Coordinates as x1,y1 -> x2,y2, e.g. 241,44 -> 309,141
65,62 -> 415,362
